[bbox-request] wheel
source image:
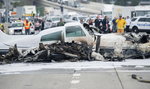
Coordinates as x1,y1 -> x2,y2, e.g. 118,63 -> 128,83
30,32 -> 35,34
132,27 -> 139,33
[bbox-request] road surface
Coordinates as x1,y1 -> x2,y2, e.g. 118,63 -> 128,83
0,60 -> 150,89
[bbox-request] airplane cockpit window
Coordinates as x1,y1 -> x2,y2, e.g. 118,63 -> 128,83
66,25 -> 86,37
41,31 -> 62,41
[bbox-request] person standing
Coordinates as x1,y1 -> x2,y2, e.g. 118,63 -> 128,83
41,19 -> 45,31
102,16 -> 109,33
24,19 -> 31,35
94,15 -> 103,33
116,16 -> 126,34
88,18 -> 93,25
35,20 -> 41,33
94,15 -> 100,28
57,18 -> 65,26
0,23 -> 4,32
112,17 -> 117,33
125,16 -> 131,32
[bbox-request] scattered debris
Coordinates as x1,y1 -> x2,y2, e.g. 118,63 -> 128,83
124,33 -> 149,43
0,44 -> 20,63
1,31 -> 150,64
0,42 -> 100,63
131,74 -> 150,83
91,52 -> 104,61
123,33 -> 150,59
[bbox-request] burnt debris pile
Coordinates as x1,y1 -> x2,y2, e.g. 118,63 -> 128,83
1,33 -> 150,64
123,33 -> 150,59
0,42 -> 94,63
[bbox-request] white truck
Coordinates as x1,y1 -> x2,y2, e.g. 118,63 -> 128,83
16,6 -> 36,20
107,5 -> 150,19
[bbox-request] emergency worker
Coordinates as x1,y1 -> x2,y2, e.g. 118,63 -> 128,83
116,16 -> 126,34
0,23 -> 4,32
24,19 -> 31,35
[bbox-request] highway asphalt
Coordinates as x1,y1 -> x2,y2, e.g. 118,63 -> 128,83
0,61 -> 150,89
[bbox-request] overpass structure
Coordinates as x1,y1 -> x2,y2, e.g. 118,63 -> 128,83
35,0 -> 101,15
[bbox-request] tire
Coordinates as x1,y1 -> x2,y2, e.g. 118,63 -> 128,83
31,32 -> 35,34
132,27 -> 139,33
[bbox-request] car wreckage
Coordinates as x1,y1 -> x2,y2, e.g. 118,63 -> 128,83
0,22 -> 150,63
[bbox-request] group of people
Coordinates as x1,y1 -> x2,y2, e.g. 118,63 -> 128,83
87,15 -> 131,34
16,18 -> 45,35
94,15 -> 110,33
15,17 -> 65,35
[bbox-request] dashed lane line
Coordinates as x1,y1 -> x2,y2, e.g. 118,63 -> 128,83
70,80 -> 80,84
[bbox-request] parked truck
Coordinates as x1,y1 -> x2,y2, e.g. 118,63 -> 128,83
16,6 -> 36,20
103,4 -> 150,19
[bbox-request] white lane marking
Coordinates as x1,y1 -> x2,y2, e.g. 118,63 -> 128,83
70,87 -> 78,89
71,80 -> 80,84
73,73 -> 81,77
136,65 -> 144,68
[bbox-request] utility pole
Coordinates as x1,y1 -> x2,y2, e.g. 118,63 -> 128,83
60,3 -> 64,16
5,0 -> 10,23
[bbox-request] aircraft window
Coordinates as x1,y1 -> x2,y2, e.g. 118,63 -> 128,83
66,26 -> 86,37
41,31 -> 62,41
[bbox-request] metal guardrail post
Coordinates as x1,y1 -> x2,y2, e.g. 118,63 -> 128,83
95,35 -> 101,53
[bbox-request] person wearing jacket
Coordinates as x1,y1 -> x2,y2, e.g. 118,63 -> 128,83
24,19 -> 31,35
94,15 -> 103,33
112,17 -> 117,33
0,23 -> 4,32
116,15 -> 126,34
125,16 -> 131,32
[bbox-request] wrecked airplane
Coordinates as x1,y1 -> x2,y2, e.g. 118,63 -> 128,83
0,22 -> 150,63
0,22 -> 94,53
